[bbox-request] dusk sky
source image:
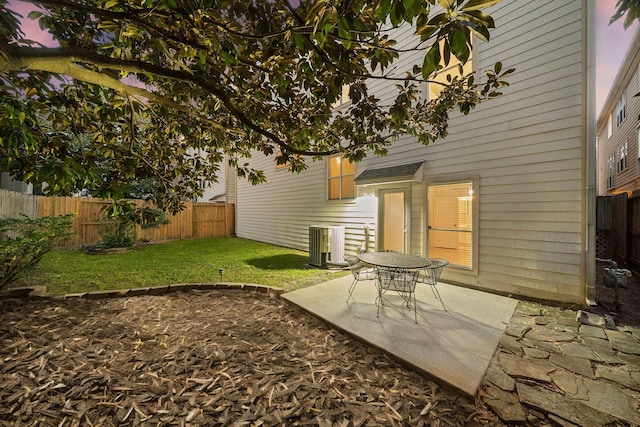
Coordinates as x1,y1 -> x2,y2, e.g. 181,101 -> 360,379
6,0 -> 639,117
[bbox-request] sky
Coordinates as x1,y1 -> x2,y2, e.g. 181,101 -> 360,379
595,0 -> 639,116
6,0 -> 639,116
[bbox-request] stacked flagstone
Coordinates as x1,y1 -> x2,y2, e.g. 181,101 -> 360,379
483,302 -> 640,426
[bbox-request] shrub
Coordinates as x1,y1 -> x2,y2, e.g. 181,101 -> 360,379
0,214 -> 75,290
97,200 -> 169,249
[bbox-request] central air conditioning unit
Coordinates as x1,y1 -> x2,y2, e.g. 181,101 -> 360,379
309,225 -> 345,267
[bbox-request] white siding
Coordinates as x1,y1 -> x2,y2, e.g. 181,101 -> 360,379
596,29 -> 640,195
237,0 -> 590,303
197,156 -> 237,203
0,173 -> 34,194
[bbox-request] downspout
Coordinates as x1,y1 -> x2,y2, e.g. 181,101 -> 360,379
584,0 -> 597,305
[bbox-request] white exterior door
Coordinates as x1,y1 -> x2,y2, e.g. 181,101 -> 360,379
379,189 -> 407,252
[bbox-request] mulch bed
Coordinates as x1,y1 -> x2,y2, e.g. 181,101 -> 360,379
0,290 -> 502,426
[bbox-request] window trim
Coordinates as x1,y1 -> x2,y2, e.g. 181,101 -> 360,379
637,126 -> 640,160
274,148 -> 288,170
331,84 -> 351,109
327,156 -> 355,200
607,154 -> 615,189
423,36 -> 475,101
617,141 -> 628,173
425,176 -> 479,274
616,90 -> 627,128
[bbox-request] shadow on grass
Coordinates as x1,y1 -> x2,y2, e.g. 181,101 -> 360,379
245,254 -> 311,270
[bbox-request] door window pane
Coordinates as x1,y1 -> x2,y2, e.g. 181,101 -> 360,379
382,192 -> 405,252
428,182 -> 473,268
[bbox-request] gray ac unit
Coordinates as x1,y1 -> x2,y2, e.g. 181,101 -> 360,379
309,225 -> 345,267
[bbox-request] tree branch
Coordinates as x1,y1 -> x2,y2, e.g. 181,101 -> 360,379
0,44 -> 343,156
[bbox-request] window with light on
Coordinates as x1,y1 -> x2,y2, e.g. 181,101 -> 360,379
328,156 -> 355,200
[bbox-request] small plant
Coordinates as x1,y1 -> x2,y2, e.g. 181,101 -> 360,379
97,200 -> 169,249
0,214 -> 75,290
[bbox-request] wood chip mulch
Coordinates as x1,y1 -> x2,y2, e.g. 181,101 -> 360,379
0,290 -> 502,426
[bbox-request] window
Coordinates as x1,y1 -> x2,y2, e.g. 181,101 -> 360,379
607,155 -> 615,189
275,148 -> 288,170
617,141 -> 628,173
427,181 -> 473,269
425,39 -> 473,100
331,84 -> 350,108
608,115 -> 613,138
616,90 -> 627,128
328,156 -> 355,200
637,127 -> 640,159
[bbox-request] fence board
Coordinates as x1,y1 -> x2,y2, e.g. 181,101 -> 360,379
0,188 -> 38,219
596,196 -> 613,231
612,193 -> 628,265
629,196 -> 640,273
34,196 -> 234,247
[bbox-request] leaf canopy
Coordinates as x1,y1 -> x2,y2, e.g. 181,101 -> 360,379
0,0 -> 513,212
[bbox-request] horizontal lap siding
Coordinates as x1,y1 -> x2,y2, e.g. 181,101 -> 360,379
236,0 -> 587,303
462,1 -> 585,302
381,1 -> 586,302
236,155 -> 377,254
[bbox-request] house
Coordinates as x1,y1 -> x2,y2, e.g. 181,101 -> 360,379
195,155 -> 237,204
597,29 -> 640,196
233,1 -> 597,305
0,172 -> 39,194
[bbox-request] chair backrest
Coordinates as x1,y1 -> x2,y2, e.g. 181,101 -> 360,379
426,259 -> 449,282
344,255 -> 362,279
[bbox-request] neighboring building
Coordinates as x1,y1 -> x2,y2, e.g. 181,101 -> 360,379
232,1 -> 597,305
196,156 -> 237,204
0,172 -> 38,194
597,29 -> 640,196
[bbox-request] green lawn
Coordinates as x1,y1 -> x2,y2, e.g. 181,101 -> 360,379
10,237 -> 348,295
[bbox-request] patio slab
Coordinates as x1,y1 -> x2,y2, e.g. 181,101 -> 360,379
282,275 -> 518,397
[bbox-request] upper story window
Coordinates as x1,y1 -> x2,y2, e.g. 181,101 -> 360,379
616,90 -> 627,128
328,156 -> 355,200
331,84 -> 350,108
607,155 -> 615,189
425,39 -> 473,101
617,141 -> 628,173
275,148 -> 288,170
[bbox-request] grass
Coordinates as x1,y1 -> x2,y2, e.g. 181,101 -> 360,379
10,237 -> 349,295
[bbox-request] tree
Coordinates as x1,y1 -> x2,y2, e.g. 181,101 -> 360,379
611,0 -> 640,29
1,0 -> 512,213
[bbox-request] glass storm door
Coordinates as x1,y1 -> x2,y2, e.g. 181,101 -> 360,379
427,182 -> 473,268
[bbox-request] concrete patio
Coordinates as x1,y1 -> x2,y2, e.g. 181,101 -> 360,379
282,275 -> 518,397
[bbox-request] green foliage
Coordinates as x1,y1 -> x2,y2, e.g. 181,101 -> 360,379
1,0 -> 512,213
611,0 -> 640,29
96,199 -> 169,249
0,214 -> 75,290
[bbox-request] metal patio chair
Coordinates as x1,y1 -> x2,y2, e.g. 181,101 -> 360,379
345,255 -> 377,303
416,259 -> 449,310
376,266 -> 421,323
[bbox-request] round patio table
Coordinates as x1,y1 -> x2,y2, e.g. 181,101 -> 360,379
358,252 -> 431,269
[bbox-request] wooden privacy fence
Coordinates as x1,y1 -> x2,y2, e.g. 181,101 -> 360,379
597,193 -> 640,273
1,192 -> 235,248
